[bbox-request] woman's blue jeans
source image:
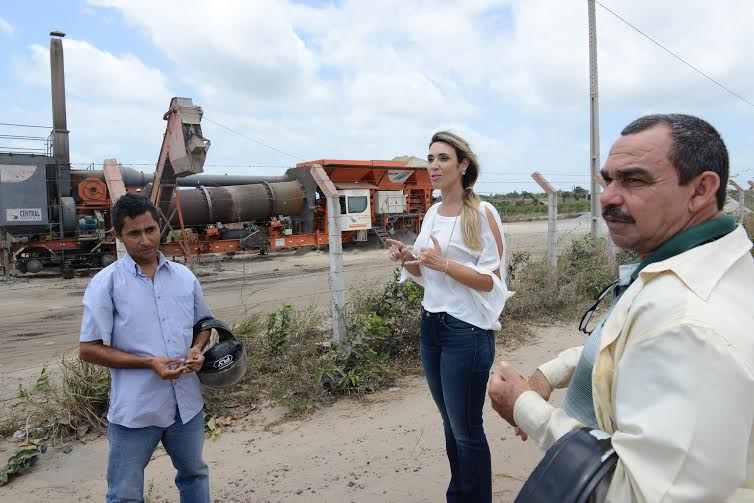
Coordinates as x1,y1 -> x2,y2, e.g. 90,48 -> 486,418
106,408 -> 209,503
420,309 -> 495,503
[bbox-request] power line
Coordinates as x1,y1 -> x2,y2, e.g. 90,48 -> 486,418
64,163 -> 592,179
203,117 -> 303,161
69,163 -> 295,169
0,122 -> 52,129
596,0 -> 754,108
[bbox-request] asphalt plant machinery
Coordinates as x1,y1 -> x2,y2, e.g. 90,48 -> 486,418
0,34 -> 433,277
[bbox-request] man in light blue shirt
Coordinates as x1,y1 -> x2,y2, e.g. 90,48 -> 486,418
80,193 -> 213,503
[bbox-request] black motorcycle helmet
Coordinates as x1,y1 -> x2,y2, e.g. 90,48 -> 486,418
193,317 -> 247,388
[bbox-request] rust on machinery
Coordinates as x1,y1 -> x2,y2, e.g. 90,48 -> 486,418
150,97 -> 210,226
3,36 -> 435,275
78,177 -> 108,204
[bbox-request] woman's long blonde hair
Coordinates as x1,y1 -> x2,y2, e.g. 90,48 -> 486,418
430,131 -> 482,250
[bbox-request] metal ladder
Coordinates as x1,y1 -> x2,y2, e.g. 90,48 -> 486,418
372,226 -> 391,247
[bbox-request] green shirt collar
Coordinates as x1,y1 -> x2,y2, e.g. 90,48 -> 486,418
630,215 -> 737,283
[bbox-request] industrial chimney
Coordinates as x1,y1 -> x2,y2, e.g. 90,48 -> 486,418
49,31 -> 69,165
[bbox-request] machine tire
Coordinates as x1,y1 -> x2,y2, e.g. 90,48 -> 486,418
16,261 -> 28,274
101,254 -> 116,267
27,259 -> 44,274
62,267 -> 75,280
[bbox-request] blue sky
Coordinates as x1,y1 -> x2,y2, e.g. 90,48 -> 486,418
2,0 -> 754,195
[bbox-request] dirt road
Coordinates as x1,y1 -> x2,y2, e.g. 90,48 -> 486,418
0,323 -> 584,503
0,217 -> 590,398
0,217 -> 591,501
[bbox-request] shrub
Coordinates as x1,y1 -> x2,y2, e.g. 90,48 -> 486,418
314,271 -> 423,395
20,357 -> 110,443
264,304 -> 294,356
504,236 -> 621,322
744,213 -> 754,257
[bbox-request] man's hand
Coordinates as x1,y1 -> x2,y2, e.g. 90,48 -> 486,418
529,369 -> 553,402
512,368 -> 551,442
385,238 -> 415,264
184,346 -> 205,373
149,357 -> 189,380
404,235 -> 447,272
488,361 -> 531,433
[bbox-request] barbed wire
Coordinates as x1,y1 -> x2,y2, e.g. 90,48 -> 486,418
0,224 -> 591,288
0,260 -> 404,317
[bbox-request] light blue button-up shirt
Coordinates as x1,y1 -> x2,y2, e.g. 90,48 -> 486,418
80,252 -> 213,428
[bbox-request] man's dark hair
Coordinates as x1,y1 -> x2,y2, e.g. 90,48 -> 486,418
111,193 -> 160,233
621,113 -> 729,210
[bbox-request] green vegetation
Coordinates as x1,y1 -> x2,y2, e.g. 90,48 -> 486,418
744,213 -> 754,257
1,357 -> 109,487
3,235 -> 633,485
19,358 -> 110,442
0,442 -> 46,486
504,236 -> 635,323
482,188 -> 591,221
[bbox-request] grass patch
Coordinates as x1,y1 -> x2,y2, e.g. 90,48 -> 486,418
20,357 -> 110,443
215,270 -> 424,417
0,416 -> 22,439
503,235 -> 637,324
744,213 -> 754,257
225,239 -> 629,417
2,357 -> 110,486
14,236 -> 629,430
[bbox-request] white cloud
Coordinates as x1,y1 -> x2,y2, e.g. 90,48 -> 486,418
486,0 -> 754,114
0,16 -> 14,36
66,101 -> 169,165
10,38 -> 174,167
14,39 -> 171,106
90,0 -> 326,109
11,0 -> 750,191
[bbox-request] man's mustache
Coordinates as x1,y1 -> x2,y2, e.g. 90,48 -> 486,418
602,205 -> 636,223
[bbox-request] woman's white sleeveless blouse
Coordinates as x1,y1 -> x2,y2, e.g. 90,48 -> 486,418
400,201 -> 513,331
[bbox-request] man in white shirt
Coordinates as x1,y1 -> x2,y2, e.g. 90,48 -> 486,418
488,114 -> 754,502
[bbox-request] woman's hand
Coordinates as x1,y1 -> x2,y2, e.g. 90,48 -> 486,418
385,238 -> 415,264
404,235 -> 448,272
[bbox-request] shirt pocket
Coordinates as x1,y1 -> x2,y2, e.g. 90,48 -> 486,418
165,293 -> 195,331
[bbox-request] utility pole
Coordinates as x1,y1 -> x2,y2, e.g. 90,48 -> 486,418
588,0 -> 601,238
730,181 -> 746,224
531,172 -> 557,288
311,165 -> 346,343
103,159 -> 128,259
0,229 -> 9,279
594,174 -> 617,263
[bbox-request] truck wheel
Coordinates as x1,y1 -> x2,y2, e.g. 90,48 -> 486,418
62,267 -> 75,279
27,259 -> 44,274
101,254 -> 116,267
16,261 -> 28,274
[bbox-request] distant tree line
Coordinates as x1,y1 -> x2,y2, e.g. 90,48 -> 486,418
481,186 -> 591,218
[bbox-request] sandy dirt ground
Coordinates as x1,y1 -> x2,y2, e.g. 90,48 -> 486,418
0,324 -> 583,503
0,217 -> 590,502
0,216 -> 591,398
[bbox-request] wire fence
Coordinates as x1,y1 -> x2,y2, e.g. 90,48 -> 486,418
1,183 -> 751,323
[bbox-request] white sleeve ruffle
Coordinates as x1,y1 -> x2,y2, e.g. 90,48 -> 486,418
468,203 -> 514,329
399,264 -> 425,286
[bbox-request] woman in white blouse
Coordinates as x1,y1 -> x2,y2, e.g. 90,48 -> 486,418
386,131 -> 511,503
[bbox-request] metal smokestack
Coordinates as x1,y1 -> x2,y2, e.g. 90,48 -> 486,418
50,31 -> 69,165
